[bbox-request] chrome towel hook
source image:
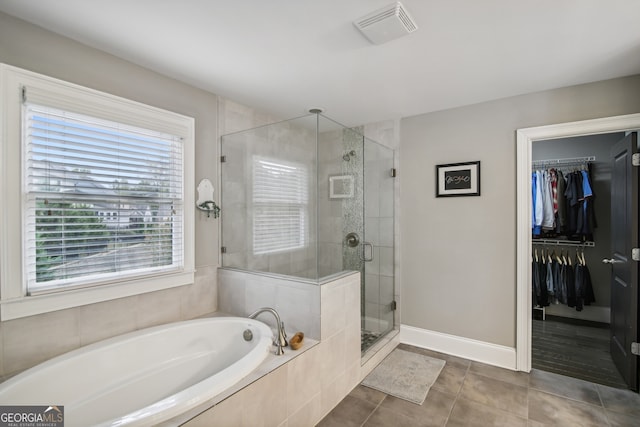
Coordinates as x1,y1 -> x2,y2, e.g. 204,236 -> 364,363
197,200 -> 220,218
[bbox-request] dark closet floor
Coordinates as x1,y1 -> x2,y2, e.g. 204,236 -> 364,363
532,316 -> 628,389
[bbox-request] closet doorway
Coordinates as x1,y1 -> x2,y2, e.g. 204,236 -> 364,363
531,132 -> 628,389
515,113 -> 640,393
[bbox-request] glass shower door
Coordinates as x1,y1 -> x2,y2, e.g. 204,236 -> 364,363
312,113 -> 395,353
361,138 -> 395,352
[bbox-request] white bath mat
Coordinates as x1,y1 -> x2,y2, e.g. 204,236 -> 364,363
361,348 -> 445,405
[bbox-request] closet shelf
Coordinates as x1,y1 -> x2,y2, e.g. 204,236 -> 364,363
532,239 -> 595,247
531,156 -> 595,168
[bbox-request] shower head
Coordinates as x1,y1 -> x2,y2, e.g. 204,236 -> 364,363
343,150 -> 356,161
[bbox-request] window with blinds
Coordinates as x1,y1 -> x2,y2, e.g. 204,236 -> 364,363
24,103 -> 184,294
252,157 -> 308,255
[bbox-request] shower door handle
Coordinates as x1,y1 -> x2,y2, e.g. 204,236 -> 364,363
360,242 -> 374,262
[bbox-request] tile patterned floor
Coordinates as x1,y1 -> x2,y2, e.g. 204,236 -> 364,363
317,343 -> 640,427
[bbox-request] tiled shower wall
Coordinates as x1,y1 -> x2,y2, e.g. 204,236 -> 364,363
339,128 -> 366,278
317,128 -> 363,277
217,268 -> 321,339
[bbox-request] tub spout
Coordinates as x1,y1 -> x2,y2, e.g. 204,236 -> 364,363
248,307 -> 287,355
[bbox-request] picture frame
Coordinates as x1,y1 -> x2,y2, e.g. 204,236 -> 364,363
436,161 -> 481,197
329,175 -> 354,199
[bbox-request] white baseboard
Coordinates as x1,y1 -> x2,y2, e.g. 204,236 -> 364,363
400,324 -> 517,370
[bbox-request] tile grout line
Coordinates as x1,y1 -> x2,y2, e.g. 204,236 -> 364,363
359,394 -> 387,427
528,388 -> 616,426
528,384 -> 612,410
595,384 -> 614,427
442,361 -> 470,426
456,363 -> 531,424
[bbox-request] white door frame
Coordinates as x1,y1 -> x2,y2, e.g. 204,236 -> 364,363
515,113 -> 640,372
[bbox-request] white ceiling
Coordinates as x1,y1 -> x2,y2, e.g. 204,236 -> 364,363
1,0 -> 639,127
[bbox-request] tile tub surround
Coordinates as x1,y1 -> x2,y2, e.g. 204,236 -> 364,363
318,343 -> 640,427
183,271 -> 365,426
217,268 -> 323,339
0,265 -> 218,379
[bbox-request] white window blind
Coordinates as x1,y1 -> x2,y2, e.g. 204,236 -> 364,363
252,157 -> 308,255
24,103 -> 184,294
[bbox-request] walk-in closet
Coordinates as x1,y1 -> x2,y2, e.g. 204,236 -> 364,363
531,132 -> 635,389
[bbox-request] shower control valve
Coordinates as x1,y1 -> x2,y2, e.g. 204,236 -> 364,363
345,232 -> 360,247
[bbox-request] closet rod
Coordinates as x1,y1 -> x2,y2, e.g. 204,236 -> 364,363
532,239 -> 595,248
531,155 -> 595,168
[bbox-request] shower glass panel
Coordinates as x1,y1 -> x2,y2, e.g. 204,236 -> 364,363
220,113 -> 394,353
220,115 -> 319,280
361,139 -> 395,352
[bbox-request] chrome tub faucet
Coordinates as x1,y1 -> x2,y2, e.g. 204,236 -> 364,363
248,307 -> 288,355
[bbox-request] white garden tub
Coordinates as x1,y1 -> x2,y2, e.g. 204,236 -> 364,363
0,317 -> 273,426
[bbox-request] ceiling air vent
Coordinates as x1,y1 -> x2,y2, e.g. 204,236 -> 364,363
354,1 -> 418,45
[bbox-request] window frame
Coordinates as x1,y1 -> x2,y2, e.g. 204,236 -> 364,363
0,64 -> 195,321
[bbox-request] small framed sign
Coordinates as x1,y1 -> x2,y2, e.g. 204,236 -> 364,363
436,161 -> 481,197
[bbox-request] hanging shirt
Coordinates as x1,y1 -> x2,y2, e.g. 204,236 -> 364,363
533,171 -> 543,236
546,260 -> 554,296
574,263 -> 587,311
556,170 -> 567,234
541,170 -> 555,230
564,172 -> 579,237
550,169 -> 558,214
581,169 -> 593,198
566,262 -> 576,307
557,262 -> 567,305
532,172 -> 537,231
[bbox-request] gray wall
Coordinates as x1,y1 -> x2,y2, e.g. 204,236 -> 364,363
0,12 -> 219,376
400,75 -> 640,347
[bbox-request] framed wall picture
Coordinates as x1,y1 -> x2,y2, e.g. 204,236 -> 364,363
436,161 -> 481,197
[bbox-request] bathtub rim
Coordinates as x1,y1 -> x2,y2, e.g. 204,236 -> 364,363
167,313 -> 320,426
0,316 -> 275,426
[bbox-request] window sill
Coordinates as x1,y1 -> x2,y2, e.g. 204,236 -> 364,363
0,270 -> 194,321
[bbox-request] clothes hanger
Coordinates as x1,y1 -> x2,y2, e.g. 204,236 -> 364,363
575,248 -> 584,266
555,249 -> 563,265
